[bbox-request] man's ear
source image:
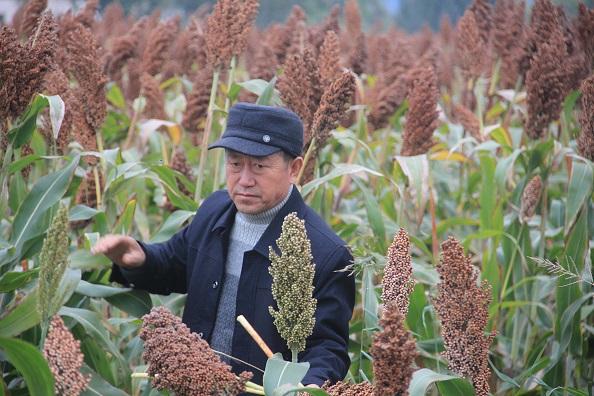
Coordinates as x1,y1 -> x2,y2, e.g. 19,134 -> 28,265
289,156 -> 304,183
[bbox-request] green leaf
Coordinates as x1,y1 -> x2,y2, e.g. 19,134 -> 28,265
353,179 -> 386,251
0,289 -> 40,337
362,265 -> 378,330
7,95 -> 50,149
150,166 -> 198,211
436,377 -> 476,395
70,249 -> 111,271
564,160 -> 593,234
150,210 -> 195,243
114,197 -> 137,235
51,268 -> 82,316
412,262 -> 439,286
0,337 -> 54,396
80,364 -> 129,396
0,268 -> 39,292
480,154 -> 497,231
273,384 -> 329,396
41,94 -> 65,141
559,292 -> 594,357
7,154 -> 42,175
69,205 -> 100,221
59,307 -> 126,364
557,204 -> 590,354
1,156 -> 79,267
395,154 -> 429,212
256,77 -> 278,106
409,368 -> 474,396
494,148 -> 523,191
263,353 -> 310,396
106,289 -> 152,317
75,280 -> 132,298
106,83 -> 126,110
301,164 -> 382,197
238,79 -> 283,106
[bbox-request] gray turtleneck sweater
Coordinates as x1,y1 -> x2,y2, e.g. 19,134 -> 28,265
210,185 -> 293,359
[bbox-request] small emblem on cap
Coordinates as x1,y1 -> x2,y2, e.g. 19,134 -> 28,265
263,134 -> 271,143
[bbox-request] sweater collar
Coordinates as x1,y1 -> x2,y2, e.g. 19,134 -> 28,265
212,185 -> 307,258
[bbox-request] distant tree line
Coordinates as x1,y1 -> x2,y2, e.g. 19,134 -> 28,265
97,0 -> 592,31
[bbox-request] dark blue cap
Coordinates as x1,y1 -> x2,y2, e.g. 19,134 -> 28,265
208,102 -> 304,157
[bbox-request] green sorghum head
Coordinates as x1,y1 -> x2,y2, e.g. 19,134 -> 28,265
268,212 -> 317,354
37,205 -> 70,322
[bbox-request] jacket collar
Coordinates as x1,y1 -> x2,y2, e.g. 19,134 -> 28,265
211,186 -> 307,257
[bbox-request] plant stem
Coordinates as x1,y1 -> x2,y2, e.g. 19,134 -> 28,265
245,386 -> 265,395
96,131 -> 107,174
93,166 -> 102,208
297,137 -> 317,185
213,56 -> 237,191
124,105 -> 140,149
291,349 -> 298,363
159,133 -> 169,166
195,68 -> 221,201
0,142 -> 14,217
245,381 -> 264,391
538,179 -> 548,259
429,183 -> 438,265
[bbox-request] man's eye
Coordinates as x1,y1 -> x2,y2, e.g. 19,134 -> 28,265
255,163 -> 265,169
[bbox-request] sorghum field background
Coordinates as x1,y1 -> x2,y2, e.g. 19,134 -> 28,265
1,0 -> 593,394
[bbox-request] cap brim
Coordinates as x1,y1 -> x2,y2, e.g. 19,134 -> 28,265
208,136 -> 281,157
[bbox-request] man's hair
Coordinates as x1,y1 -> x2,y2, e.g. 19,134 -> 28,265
280,150 -> 297,164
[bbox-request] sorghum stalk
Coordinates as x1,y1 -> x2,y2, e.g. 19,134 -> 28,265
92,166 -> 102,208
0,141 -> 14,218
296,136 -> 316,185
213,55 -> 238,191
195,67 -> 221,201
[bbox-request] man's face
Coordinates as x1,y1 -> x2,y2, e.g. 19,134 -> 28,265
225,150 -> 303,214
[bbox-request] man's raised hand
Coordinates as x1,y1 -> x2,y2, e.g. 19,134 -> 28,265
91,235 -> 146,269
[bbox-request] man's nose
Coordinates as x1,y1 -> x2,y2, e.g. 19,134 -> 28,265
238,166 -> 256,186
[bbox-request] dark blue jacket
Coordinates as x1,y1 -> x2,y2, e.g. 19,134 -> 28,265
110,187 -> 355,387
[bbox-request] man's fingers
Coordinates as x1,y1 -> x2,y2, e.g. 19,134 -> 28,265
91,235 -> 119,255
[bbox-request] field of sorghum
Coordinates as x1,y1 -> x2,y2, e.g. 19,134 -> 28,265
1,0 -> 593,394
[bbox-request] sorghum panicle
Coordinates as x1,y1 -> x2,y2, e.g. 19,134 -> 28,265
434,237 -> 495,396
268,213 -> 317,354
381,228 -> 414,317
323,380 -> 374,396
401,64 -> 438,156
37,205 -> 70,322
577,75 -> 594,161
371,301 -> 417,396
43,316 -> 90,396
524,23 -> 566,140
520,175 -> 543,223
140,306 -> 252,395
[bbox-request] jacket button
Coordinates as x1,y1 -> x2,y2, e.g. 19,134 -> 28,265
212,281 -> 219,289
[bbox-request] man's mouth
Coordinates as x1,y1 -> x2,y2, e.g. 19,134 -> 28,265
236,192 -> 258,198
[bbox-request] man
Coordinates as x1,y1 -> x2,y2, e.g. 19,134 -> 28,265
92,103 -> 355,387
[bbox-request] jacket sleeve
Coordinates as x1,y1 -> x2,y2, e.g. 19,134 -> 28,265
300,246 -> 355,386
109,224 -> 190,295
